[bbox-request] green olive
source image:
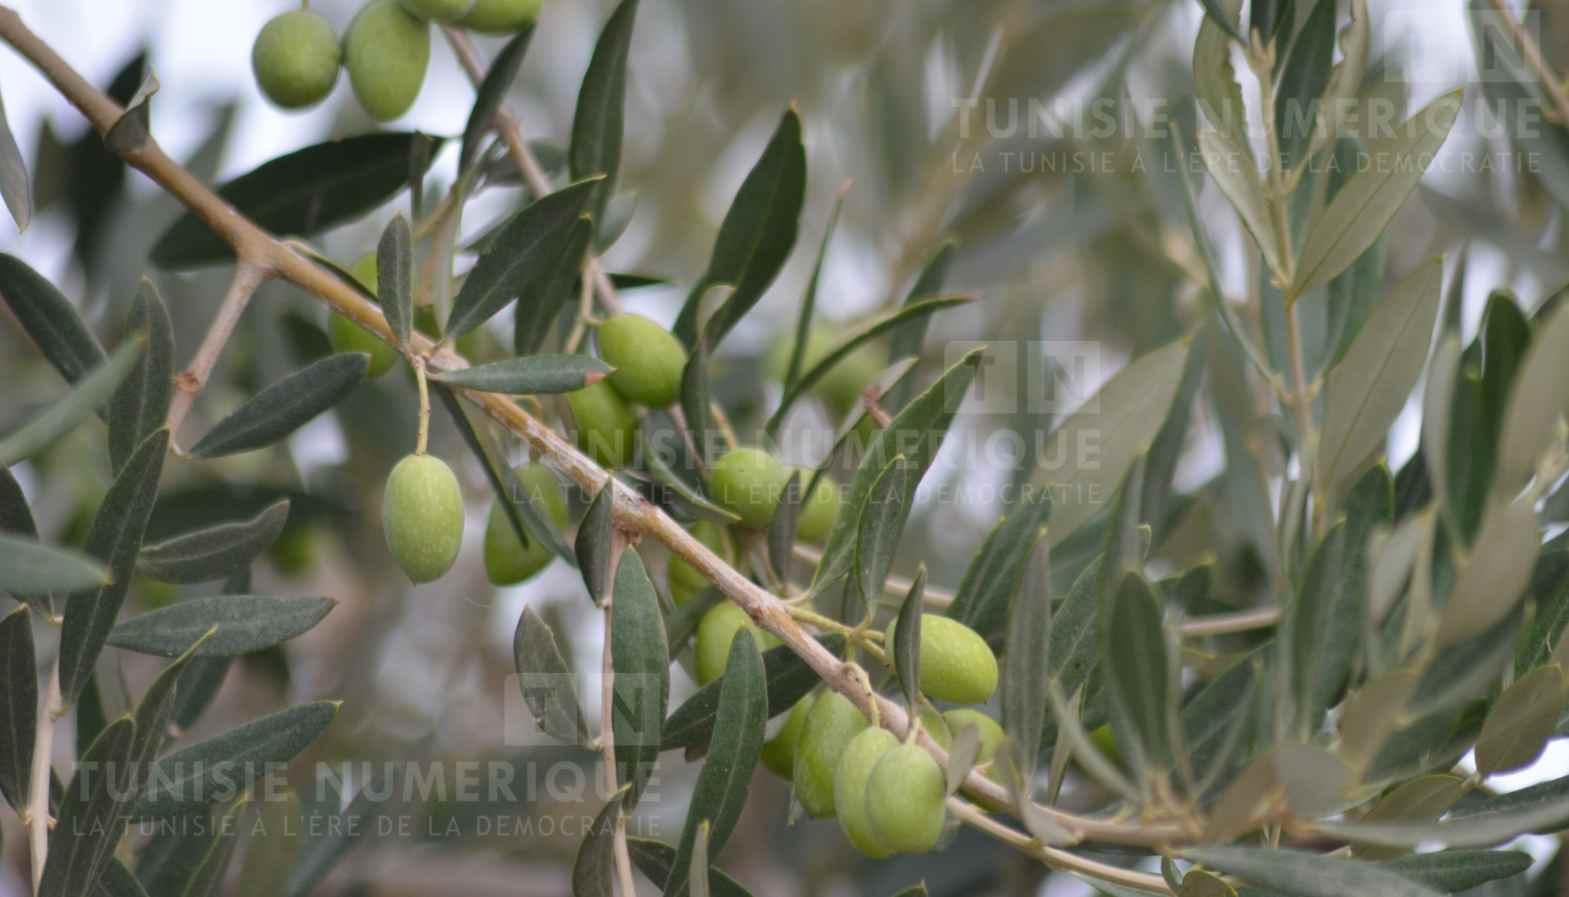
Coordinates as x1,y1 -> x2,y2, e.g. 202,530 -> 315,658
251,10 -> 341,109
399,0 -> 475,22
483,464 -> 568,585
760,693 -> 816,779
268,521 -> 320,577
884,614 -> 999,705
866,743 -> 946,854
327,252 -> 399,377
834,727 -> 900,858
344,0 -> 431,121
596,313 -> 688,408
765,326 -> 885,416
693,601 -> 777,685
565,380 -> 639,468
794,471 -> 841,542
668,519 -> 732,605
793,690 -> 868,818
708,448 -> 791,529
458,0 -> 542,33
942,708 -> 1004,763
383,454 -> 465,583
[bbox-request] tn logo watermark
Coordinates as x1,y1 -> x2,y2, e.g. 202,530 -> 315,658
945,340 -> 1102,415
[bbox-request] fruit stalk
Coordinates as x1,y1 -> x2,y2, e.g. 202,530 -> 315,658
598,582 -> 637,897
166,261 -> 267,445
26,662 -> 59,895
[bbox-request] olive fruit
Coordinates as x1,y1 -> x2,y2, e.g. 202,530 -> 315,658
793,690 -> 868,818
251,10 -> 341,109
865,743 -> 946,854
268,521 -> 320,576
458,0 -> 541,33
399,0 -> 475,21
794,471 -> 842,542
693,601 -> 777,685
834,727 -> 899,858
708,448 -> 791,529
383,454 -> 465,582
483,464 -> 568,585
765,326 -> 885,416
760,693 -> 816,779
596,313 -> 688,408
566,380 -> 638,468
344,0 -> 431,121
327,254 -> 399,378
668,519 -> 732,605
943,708 -> 1004,763
884,614 -> 999,705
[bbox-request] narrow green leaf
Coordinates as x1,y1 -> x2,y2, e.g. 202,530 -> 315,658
673,108 -> 805,350
783,190 -> 846,392
1002,539 -> 1050,775
1316,0 -> 1370,152
569,0 -> 637,227
129,631 -> 212,764
1273,0 -> 1335,168
514,606 -> 589,745
679,337 -> 712,464
461,28 -> 533,173
1179,847 -> 1443,897
893,566 -> 925,709
626,838 -> 752,897
190,353 -> 367,458
1196,0 -> 1245,44
59,428 -> 168,705
665,629 -> 766,897
947,486 -> 1051,643
1282,521 -> 1362,736
152,132 -> 442,268
576,483 -> 617,606
107,594 -> 335,657
137,499 -> 289,583
1198,126 -> 1282,278
1437,500 -> 1540,645
767,471 -> 803,582
0,252 -> 105,383
136,701 -> 338,819
99,859 -> 151,897
377,213 -> 413,347
513,216 -> 594,356
447,179 -> 600,339
1475,664 -> 1567,777
40,716 -> 137,897
108,281 -> 173,473
643,440 -> 739,525
1497,297 -> 1569,494
572,785 -> 631,897
1103,572 -> 1171,775
1379,849 -> 1531,892
1293,90 -> 1463,295
1192,0 -> 1249,154
0,336 -> 142,467
611,550 -> 669,804
0,605 -> 35,811
284,773 -> 384,897
849,455 -> 912,623
1422,335 -> 1461,533
1318,259 -> 1443,503
0,87 -> 30,230
661,635 -> 843,751
430,354 -> 611,394
0,535 -> 111,595
1317,771 -> 1569,847
177,797 -> 247,897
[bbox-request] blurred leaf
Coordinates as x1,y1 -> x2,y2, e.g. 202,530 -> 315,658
448,178 -> 599,339
0,87 -> 29,230
107,594 -> 335,657
1196,0 -> 1245,44
513,216 -> 594,355
576,483 -> 617,606
39,716 -> 137,897
177,798 -> 247,897
572,785 -> 630,897
1045,558 -> 1103,741
1318,259 -> 1443,505
1316,0 -> 1370,147
152,132 -> 441,268
1002,540 -> 1050,774
1379,849 -> 1531,892
643,440 -> 739,525
137,499 -> 289,584
626,838 -> 751,897
0,535 -> 110,595
1436,501 -> 1540,644
893,566 -> 925,708
1475,664 -> 1567,777
103,68 -> 157,154
190,353 -> 368,458
128,632 -> 209,765
1273,741 -> 1351,818
947,486 -> 1051,643
1198,125 -> 1282,277
284,771 -> 385,897
673,108 -> 805,350
782,191 -> 846,392
661,635 -> 842,751
767,471 -> 802,581
1293,90 -> 1463,295
99,860 -> 150,897
1421,335 -> 1461,535
515,606 -> 589,745
1497,297 -> 1569,495
1180,847 -> 1442,897
1314,770 -> 1569,847
1273,0 -> 1335,168
0,605 -> 34,811
611,550 -> 669,805
1282,520 -> 1361,736
377,214 -> 413,347
108,281 -> 174,473
136,701 -> 337,819
665,629 -> 766,897
1193,0 -> 1249,157
1355,774 -> 1466,858
679,337 -> 712,465
462,28 -> 533,173
944,720 -> 981,798
431,354 -> 611,394
569,0 -> 637,227
1102,572 -> 1172,776
59,429 -> 168,706
689,821 -> 711,897
0,336 -> 143,467
0,252 -> 106,383
1182,648 -> 1262,797
849,455 -> 912,622
1038,339 -> 1191,547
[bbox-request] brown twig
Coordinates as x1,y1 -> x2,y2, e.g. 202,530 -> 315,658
166,260 -> 266,445
1487,0 -> 1569,126
596,554 -> 637,897
27,664 -> 60,894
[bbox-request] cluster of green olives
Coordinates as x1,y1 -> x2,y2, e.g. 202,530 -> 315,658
251,0 -> 539,119
560,313 -> 687,468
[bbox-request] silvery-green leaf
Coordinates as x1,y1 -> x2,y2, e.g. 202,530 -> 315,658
1310,0 -> 1370,158
1497,297 -> 1569,495
1002,539 -> 1050,775
39,716 -> 137,897
783,191 -> 847,392
1437,501 -> 1540,644
462,28 -> 532,173
0,87 -> 29,230
576,483 -> 617,607
107,594 -> 334,658
571,785 -> 630,897
944,720 -> 982,798
136,499 -> 289,584
1103,572 -> 1172,777
1293,90 -> 1463,295
190,354 -> 368,458
689,820 -> 711,897
1195,0 -> 1244,44
1475,664 -> 1568,777
679,336 -> 712,465
849,455 -> 912,624
611,550 -> 668,805
377,214 -> 413,346
514,606 -> 589,745
945,477 -> 1051,643
767,471 -> 803,582
1282,521 -> 1361,736
430,354 -> 611,394
893,565 -> 925,709
0,535 -> 111,596
569,0 -> 637,228
1421,336 -> 1461,536
0,252 -> 105,383
1273,0 -> 1335,168
511,215 -> 595,357
1378,850 -> 1531,893
626,839 -> 752,897
108,280 -> 173,473
1198,126 -> 1282,279
0,605 -> 35,811
0,336 -> 142,467
177,797 -> 247,897
1179,847 -> 1443,897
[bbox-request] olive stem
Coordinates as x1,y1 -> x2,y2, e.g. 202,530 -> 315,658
414,357 -> 431,455
27,661 -> 60,895
792,544 -> 956,608
947,798 -> 1171,894
166,259 -> 268,447
0,5 -> 1187,855
1487,0 -> 1569,126
597,577 -> 638,897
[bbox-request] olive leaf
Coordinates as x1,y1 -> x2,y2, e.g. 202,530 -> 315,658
1179,847 -> 1443,897
39,716 -> 138,897
782,189 -> 847,393
59,428 -> 169,706
1421,335 -> 1462,533
1293,89 -> 1463,295
514,214 -> 596,357
689,821 -> 712,897
128,629 -> 213,764
661,635 -> 843,751
108,280 -> 173,473
767,470 -> 803,581
136,499 -> 290,583
679,336 -> 713,464
284,770 -> 386,897
1195,0 -> 1245,44
176,797 -> 247,897
893,565 -> 925,709
0,86 -> 30,230
1273,0 -> 1335,168
0,252 -> 106,383
672,108 -> 805,350
947,485 -> 1051,643
664,629 -> 766,897
1102,572 -> 1172,778
1378,849 -> 1531,892
1474,664 -> 1568,777
576,483 -> 618,607
0,533 -> 112,600
642,439 -> 739,525
611,549 -> 669,805
100,860 -> 151,897
514,606 -> 589,746
461,28 -> 533,173
376,213 -> 413,347
1317,769 -> 1569,848
153,132 -> 442,268
943,721 -> 981,798
626,839 -> 752,897
1281,520 -> 1365,737
1497,296 -> 1569,494
1198,125 -> 1283,279
569,0 -> 638,230
0,335 -> 142,468
0,605 -> 35,812
887,242 -> 955,368
1002,539 -> 1050,775
190,353 -> 369,458
1436,500 -> 1540,645
847,454 -> 913,623
430,354 -> 611,394
571,785 -> 630,897
107,594 -> 336,657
